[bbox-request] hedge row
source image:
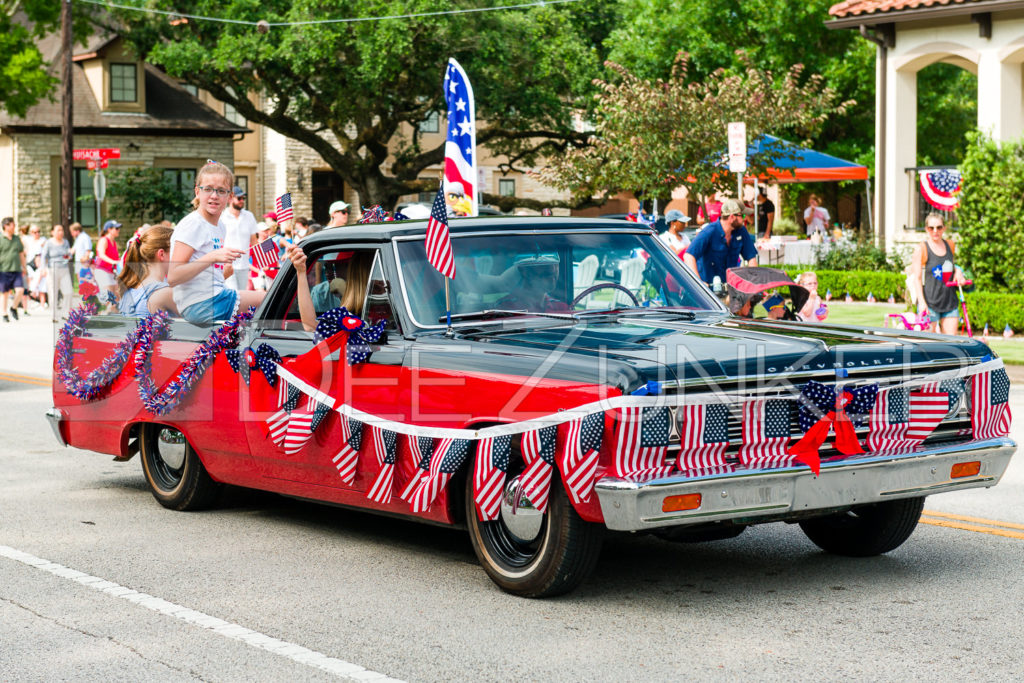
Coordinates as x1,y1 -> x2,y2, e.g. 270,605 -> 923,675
780,267 -> 908,303
961,293 -> 1024,333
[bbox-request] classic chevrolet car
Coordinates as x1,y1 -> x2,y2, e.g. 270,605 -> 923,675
49,217 -> 1016,597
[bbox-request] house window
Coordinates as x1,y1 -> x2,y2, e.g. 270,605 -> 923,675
110,63 -> 138,103
73,168 -> 98,228
224,102 -> 246,126
163,168 -> 197,204
236,176 -> 248,196
419,111 -> 439,134
499,178 -> 516,197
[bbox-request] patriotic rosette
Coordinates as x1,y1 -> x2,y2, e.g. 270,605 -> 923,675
920,169 -> 962,211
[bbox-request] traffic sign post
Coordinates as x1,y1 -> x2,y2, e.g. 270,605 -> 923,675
75,148 -> 117,230
73,148 -> 120,161
727,122 -> 747,201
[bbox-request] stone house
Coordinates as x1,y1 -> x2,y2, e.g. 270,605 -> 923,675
0,34 -> 245,229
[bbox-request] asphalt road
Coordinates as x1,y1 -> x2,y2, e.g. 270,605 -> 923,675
2,375 -> 1023,681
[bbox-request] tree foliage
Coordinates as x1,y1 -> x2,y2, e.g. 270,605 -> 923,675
98,0 -> 617,209
917,63 -> 977,166
957,131 -> 1024,293
0,1 -> 62,117
539,51 -> 851,210
106,168 -> 191,225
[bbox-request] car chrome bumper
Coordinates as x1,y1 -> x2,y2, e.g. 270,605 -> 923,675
45,407 -> 67,447
594,437 -> 1017,532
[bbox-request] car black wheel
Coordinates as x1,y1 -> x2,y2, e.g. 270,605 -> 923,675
798,497 -> 925,557
139,424 -> 221,511
465,462 -> 603,598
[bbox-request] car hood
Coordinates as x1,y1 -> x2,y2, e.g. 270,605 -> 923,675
448,314 -> 992,392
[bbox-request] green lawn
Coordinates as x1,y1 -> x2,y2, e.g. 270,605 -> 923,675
824,302 -> 1024,365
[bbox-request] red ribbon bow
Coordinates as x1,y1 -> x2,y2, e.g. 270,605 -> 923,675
787,390 -> 865,475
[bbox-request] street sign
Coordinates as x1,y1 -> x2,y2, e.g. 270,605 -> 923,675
727,122 -> 747,173
73,148 -> 121,161
93,169 -> 106,203
86,159 -> 109,170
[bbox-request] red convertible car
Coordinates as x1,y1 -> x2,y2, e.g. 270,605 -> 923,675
48,217 -> 1016,596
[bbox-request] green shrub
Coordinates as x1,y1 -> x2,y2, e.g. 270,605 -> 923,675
963,293 -> 1024,333
782,267 -> 908,302
958,131 -> 1024,293
770,217 -> 802,237
813,240 -> 905,272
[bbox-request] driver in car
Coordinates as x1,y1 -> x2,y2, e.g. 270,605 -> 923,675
496,255 -> 570,313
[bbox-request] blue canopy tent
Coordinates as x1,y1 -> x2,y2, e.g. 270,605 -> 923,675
742,134 -> 872,233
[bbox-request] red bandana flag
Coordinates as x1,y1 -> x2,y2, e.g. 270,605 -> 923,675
425,186 -> 456,278
275,192 -> 294,222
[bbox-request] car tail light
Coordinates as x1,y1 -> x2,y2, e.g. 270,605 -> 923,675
951,461 -> 981,479
662,493 -> 702,512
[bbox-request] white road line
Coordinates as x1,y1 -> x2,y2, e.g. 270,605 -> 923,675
0,544 -> 403,682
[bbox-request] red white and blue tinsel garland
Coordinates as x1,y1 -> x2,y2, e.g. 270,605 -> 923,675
56,304 -> 254,414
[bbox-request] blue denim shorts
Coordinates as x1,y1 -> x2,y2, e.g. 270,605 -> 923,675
181,288 -> 239,324
933,308 -> 959,320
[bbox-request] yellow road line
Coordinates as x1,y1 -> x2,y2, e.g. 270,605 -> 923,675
923,509 -> 1024,531
920,516 -> 1024,540
0,372 -> 49,387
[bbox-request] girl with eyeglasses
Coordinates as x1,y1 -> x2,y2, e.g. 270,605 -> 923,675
168,161 -> 266,323
910,213 -> 967,335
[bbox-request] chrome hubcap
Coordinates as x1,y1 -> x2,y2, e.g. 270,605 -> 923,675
157,428 -> 186,470
500,476 -> 544,543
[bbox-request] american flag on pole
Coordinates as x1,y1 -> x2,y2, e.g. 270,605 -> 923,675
444,57 -> 477,216
614,407 -> 671,476
737,399 -> 792,468
867,388 -> 948,452
332,416 -> 364,484
677,404 -> 731,470
275,192 -> 294,222
249,238 -> 280,272
400,435 -> 435,502
519,426 -> 558,514
266,382 -> 302,446
561,413 -> 604,504
425,186 -> 456,278
366,427 -> 399,504
971,368 -> 1012,439
473,435 -> 512,521
410,438 -> 473,513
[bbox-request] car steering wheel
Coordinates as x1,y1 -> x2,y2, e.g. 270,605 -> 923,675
571,283 -> 640,308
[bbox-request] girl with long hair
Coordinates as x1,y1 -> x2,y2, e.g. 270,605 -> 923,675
117,225 -> 179,317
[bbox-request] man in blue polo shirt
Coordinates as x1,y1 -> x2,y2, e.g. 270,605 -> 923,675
683,198 -> 758,286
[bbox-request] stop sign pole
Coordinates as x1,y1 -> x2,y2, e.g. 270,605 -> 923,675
728,121 -> 747,201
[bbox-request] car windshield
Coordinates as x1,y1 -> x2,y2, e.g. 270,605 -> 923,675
395,230 -> 722,327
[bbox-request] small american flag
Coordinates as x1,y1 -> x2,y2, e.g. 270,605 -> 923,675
867,388 -> 947,452
410,438 -> 473,513
677,404 -> 730,470
473,435 -> 511,521
332,416 -> 364,484
971,368 -> 1012,439
275,192 -> 294,222
561,413 -> 604,504
425,186 -> 456,278
614,407 -> 671,476
266,382 -> 302,446
519,426 -> 558,513
250,238 -> 280,272
738,399 -> 792,468
282,395 -> 315,455
366,427 -> 399,504
400,435 -> 435,502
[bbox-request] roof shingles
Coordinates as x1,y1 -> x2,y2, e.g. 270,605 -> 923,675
830,0 -> 992,18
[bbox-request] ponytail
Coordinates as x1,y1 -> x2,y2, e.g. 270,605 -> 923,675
117,225 -> 173,293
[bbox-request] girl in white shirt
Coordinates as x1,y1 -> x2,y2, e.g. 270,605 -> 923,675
167,162 -> 265,323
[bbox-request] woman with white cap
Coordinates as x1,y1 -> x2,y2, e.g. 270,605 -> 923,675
659,209 -> 691,256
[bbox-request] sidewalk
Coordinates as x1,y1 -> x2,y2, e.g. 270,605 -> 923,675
0,305 -> 59,380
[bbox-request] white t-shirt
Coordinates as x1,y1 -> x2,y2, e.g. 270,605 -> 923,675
170,210 -> 227,312
221,208 -> 258,269
803,206 -> 830,236
73,232 -> 93,265
659,230 -> 690,254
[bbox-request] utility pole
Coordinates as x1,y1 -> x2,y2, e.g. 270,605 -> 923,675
61,0 -> 73,228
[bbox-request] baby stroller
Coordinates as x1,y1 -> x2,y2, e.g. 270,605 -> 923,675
726,267 -> 809,320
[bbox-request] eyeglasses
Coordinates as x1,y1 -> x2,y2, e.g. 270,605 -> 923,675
197,186 -> 230,197
926,224 -> 945,231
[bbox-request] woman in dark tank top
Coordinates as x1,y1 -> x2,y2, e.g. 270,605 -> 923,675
910,213 -> 966,335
